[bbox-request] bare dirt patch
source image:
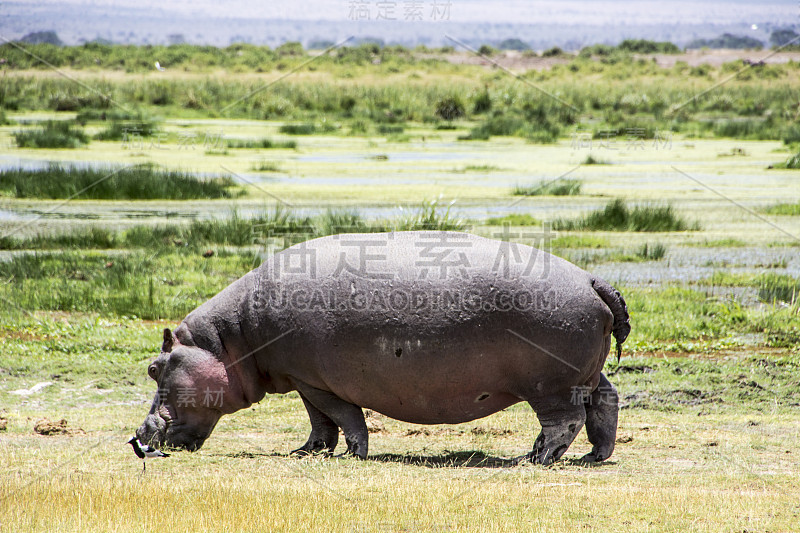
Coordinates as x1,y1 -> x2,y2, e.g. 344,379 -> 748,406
33,417 -> 85,436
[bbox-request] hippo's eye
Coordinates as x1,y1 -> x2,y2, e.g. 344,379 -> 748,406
148,364 -> 160,381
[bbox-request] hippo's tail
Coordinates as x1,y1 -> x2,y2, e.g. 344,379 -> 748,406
591,277 -> 631,363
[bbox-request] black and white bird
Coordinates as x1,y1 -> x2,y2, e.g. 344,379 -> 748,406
128,437 -> 169,472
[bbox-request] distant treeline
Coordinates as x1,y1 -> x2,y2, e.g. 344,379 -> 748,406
0,33 -> 793,72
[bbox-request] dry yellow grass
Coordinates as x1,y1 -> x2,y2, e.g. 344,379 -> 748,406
3,398 -> 798,532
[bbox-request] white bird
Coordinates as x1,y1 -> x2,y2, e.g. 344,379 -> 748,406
128,437 -> 169,473
154,61 -> 166,72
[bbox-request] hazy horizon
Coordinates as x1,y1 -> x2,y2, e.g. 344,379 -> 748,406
2,0 -> 798,48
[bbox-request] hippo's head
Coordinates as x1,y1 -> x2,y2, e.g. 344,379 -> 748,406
136,328 -> 230,451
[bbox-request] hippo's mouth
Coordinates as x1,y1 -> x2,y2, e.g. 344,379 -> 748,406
164,423 -> 210,451
137,418 -> 209,451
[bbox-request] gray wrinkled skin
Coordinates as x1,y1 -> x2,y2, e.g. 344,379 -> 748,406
137,231 -> 630,464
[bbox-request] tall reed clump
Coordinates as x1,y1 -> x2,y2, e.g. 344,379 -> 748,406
13,120 -> 89,148
394,199 -> 466,231
636,242 -> 667,260
315,210 -> 376,235
554,198 -> 697,232
757,273 -> 800,304
0,164 -> 240,200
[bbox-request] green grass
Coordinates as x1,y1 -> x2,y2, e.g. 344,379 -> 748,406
484,214 -> 540,226
2,53 -> 799,142
250,160 -> 283,172
227,138 -> 297,149
688,238 -> 747,248
0,165 -> 240,200
462,165 -> 502,172
279,123 -> 317,135
93,116 -> 160,140
512,179 -> 582,197
623,285 -> 797,350
313,209 -> 380,235
763,202 -> 800,215
564,243 -> 667,266
758,273 -> 800,304
554,199 -> 697,232
14,120 -> 90,148
550,235 -> 610,249
635,242 -> 667,260
0,109 -> 15,125
0,204 -> 465,251
0,227 -> 118,251
122,208 -> 314,249
778,151 -> 800,169
461,112 -> 562,143
702,272 -> 800,304
394,199 -> 466,231
377,124 -> 405,134
0,250 -> 252,320
582,154 -> 609,165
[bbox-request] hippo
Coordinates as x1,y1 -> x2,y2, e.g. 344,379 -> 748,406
137,231 -> 630,465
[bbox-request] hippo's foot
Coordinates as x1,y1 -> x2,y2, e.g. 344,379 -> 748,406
340,434 -> 368,459
294,381 -> 369,459
526,394 -> 587,465
580,373 -> 618,463
292,393 -> 340,457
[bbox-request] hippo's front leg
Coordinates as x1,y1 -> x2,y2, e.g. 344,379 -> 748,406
292,381 -> 369,459
526,394 -> 587,465
291,393 -> 340,457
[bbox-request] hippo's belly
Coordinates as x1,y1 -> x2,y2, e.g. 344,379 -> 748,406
264,279 -> 610,424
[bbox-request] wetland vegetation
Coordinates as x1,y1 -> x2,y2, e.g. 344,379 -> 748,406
2,40 -> 799,532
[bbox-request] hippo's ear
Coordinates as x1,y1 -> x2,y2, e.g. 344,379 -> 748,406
162,328 -> 175,353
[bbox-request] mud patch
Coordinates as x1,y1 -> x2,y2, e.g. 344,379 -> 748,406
403,426 -> 513,437
0,418 -> 7,431
470,427 -> 514,437
404,428 -> 459,437
0,330 -> 48,342
364,409 -> 386,434
621,388 -> 721,409
609,365 -> 655,375
33,418 -> 85,436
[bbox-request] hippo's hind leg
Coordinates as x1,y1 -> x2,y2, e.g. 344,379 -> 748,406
526,394 -> 587,465
581,373 -> 619,463
291,393 -> 340,457
293,381 -> 369,459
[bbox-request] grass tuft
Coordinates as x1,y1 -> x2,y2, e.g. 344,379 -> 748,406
636,242 -> 667,260
14,120 -> 89,148
762,202 -> 800,216
227,138 -> 297,149
93,113 -> 159,140
394,199 -> 466,231
554,199 -> 697,232
758,274 -> 800,304
582,154 -> 609,165
279,123 -> 316,135
512,179 -> 582,196
0,164 -> 239,200
484,214 -> 539,226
